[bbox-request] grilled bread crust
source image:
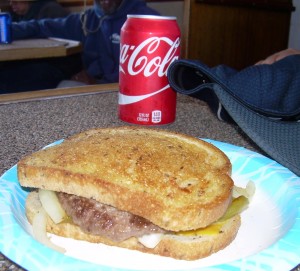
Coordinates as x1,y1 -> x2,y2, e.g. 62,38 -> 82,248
18,126 -> 233,231
26,191 -> 241,261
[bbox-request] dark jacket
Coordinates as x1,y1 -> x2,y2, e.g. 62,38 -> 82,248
12,0 -> 160,83
11,0 -> 69,22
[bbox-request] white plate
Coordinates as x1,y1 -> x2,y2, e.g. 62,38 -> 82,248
0,139 -> 299,271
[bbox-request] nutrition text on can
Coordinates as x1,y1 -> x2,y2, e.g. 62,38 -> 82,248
119,15 -> 180,125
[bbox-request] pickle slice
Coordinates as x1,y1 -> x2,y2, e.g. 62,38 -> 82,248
219,196 -> 249,222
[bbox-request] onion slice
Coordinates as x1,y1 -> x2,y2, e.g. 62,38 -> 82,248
138,233 -> 163,248
232,181 -> 255,200
38,189 -> 67,224
32,208 -> 66,253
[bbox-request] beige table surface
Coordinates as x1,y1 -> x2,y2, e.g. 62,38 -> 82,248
0,85 -> 298,271
0,38 -> 82,62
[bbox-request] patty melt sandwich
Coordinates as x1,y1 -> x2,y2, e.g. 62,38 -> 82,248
17,126 -> 252,260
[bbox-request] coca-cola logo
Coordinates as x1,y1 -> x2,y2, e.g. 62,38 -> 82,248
119,36 -> 180,77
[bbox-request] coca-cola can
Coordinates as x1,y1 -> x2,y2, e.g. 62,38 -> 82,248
0,12 -> 12,44
119,15 -> 180,125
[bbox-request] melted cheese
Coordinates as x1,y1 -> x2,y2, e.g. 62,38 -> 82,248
139,195 -> 250,248
177,221 -> 226,236
177,195 -> 249,237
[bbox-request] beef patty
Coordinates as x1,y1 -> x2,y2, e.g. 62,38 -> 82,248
57,192 -> 166,242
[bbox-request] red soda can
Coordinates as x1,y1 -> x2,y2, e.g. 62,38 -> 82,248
119,15 -> 180,125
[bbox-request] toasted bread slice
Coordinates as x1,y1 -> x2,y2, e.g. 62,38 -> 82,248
18,126 -> 233,231
26,191 -> 241,260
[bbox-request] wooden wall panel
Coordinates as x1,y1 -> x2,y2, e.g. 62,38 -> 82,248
186,0 -> 294,69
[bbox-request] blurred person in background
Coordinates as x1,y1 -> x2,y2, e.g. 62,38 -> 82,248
255,48 -> 300,65
0,0 -> 159,93
9,0 -> 69,21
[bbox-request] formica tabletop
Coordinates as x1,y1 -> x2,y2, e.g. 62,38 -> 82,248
0,38 -> 82,62
0,87 -> 299,271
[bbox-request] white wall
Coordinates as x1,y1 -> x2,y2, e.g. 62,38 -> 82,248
66,2 -> 185,32
289,0 -> 300,49
148,1 -> 184,32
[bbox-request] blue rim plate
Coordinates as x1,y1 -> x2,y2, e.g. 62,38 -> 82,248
0,139 -> 299,271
